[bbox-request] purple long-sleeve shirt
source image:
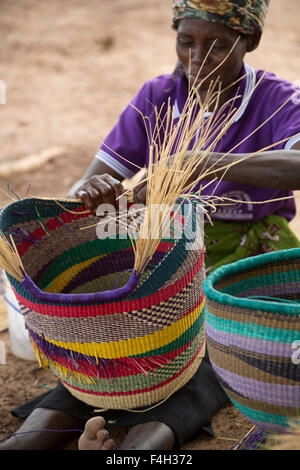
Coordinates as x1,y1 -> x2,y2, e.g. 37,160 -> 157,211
96,63 -> 300,222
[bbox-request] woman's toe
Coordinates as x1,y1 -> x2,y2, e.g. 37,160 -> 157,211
84,416 -> 106,438
79,416 -> 109,450
102,438 -> 115,450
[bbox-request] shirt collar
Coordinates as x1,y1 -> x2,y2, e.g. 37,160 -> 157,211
174,63 -> 257,123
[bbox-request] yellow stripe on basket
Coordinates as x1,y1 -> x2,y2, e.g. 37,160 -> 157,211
45,254 -> 105,293
44,298 -> 205,358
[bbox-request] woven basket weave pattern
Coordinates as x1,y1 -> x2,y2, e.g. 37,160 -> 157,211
1,198 -> 206,410
204,248 -> 300,432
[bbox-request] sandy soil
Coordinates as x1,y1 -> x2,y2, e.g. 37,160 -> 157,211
0,0 -> 299,451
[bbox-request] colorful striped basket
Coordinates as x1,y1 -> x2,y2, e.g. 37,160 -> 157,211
0,197 -> 206,410
203,248 -> 300,432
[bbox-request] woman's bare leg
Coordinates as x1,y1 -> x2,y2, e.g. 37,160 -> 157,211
122,421 -> 176,450
0,408 -> 84,450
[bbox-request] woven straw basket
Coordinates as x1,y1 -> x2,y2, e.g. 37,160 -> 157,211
203,248 -> 300,432
0,197 -> 206,410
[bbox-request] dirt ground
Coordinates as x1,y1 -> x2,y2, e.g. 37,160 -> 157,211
0,0 -> 300,451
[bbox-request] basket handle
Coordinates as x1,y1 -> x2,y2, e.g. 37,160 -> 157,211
21,270 -> 141,304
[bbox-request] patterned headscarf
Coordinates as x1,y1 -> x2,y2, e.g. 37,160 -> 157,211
173,0 -> 270,35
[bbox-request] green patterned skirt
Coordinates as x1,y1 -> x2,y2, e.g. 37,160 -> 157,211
204,214 -> 300,273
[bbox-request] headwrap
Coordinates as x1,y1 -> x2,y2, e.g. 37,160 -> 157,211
173,0 -> 270,35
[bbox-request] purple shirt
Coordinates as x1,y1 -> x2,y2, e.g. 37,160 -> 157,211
96,63 -> 300,222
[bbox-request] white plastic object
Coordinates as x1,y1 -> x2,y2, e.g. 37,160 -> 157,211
1,271 -> 37,362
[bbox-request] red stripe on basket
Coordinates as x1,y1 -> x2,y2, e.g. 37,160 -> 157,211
39,337 -> 194,379
17,206 -> 91,256
60,337 -> 205,397
16,251 -> 205,317
34,296 -> 204,379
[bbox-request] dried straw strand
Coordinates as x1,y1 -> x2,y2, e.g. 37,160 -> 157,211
0,231 -> 25,282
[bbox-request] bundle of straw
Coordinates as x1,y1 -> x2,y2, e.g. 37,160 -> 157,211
129,74 -> 257,274
0,231 -> 24,283
113,40 -> 293,274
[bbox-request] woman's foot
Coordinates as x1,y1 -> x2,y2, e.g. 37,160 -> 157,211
78,416 -> 114,450
78,417 -> 176,450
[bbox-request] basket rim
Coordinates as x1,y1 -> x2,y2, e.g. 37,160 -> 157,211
203,248 -> 300,315
2,196 -> 199,305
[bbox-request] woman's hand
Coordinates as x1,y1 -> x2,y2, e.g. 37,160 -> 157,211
132,171 -> 147,204
133,178 -> 147,204
74,173 -> 125,211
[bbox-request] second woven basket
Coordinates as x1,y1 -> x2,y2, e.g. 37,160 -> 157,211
203,248 -> 300,432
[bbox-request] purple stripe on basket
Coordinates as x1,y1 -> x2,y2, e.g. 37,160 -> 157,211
31,248 -> 133,288
28,329 -> 162,377
237,281 -> 300,299
63,249 -> 165,294
206,323 -> 293,358
30,332 -> 114,381
30,328 -> 135,373
249,419 -> 287,433
22,270 -> 141,304
211,362 -> 300,408
63,249 -> 134,293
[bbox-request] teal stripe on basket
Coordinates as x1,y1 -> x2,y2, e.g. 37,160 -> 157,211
130,239 -> 187,299
221,270 -> 300,297
0,198 -> 82,232
203,248 -> 300,316
129,201 -> 199,299
205,310 -> 298,344
231,398 -> 292,428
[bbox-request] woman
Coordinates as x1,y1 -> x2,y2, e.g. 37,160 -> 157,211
2,0 -> 300,451
71,1 -> 300,274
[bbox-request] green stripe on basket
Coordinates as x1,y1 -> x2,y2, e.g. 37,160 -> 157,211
61,331 -> 203,393
38,238 -> 133,289
205,310 -> 297,344
221,270 -> 300,297
133,311 -> 205,358
231,398 -> 292,428
1,198 -> 81,231
130,238 -> 189,300
129,202 -> 198,299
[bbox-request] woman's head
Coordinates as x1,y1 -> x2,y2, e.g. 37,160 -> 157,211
173,0 -> 269,88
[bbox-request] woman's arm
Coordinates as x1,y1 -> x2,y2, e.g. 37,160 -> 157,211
133,143 -> 300,204
196,142 -> 300,190
74,143 -> 300,208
